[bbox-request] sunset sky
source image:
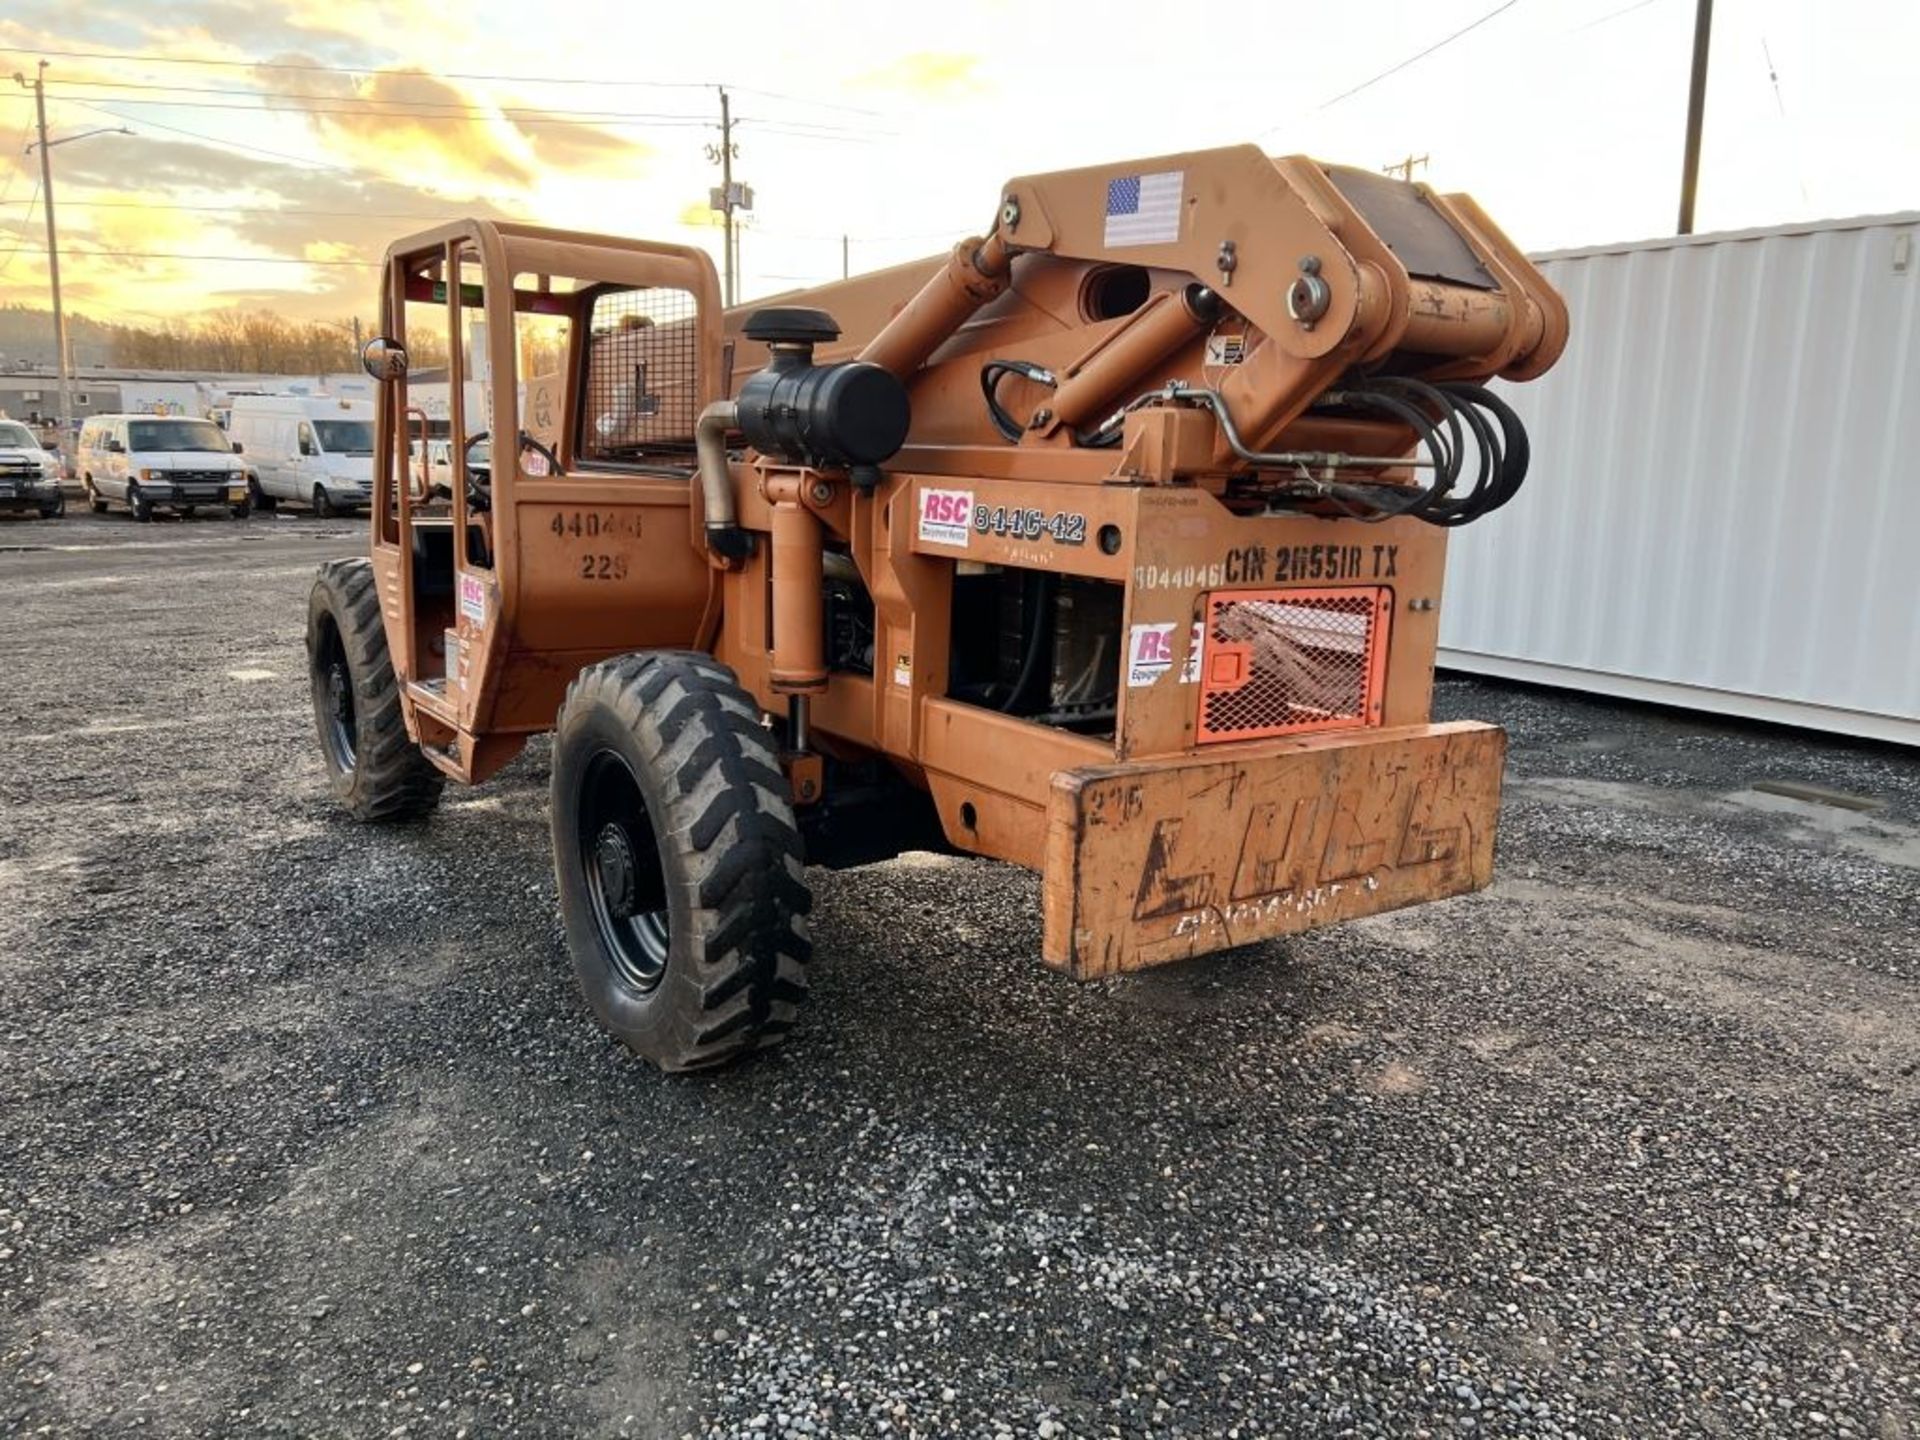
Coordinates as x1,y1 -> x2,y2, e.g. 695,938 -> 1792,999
1,0 -> 1914,330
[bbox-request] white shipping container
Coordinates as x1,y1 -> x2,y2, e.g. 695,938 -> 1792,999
1440,211 -> 1920,746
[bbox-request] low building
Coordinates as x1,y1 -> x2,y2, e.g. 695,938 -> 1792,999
0,367 -> 372,449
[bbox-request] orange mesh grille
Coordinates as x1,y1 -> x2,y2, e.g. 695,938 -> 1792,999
1197,587 -> 1391,743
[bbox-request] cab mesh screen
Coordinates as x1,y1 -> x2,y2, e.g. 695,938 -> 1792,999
579,287 -> 699,462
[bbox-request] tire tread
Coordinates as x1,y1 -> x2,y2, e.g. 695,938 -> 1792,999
308,557 -> 444,823
553,651 -> 811,1071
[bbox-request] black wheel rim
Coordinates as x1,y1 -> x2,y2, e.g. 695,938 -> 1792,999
578,749 -> 670,993
317,628 -> 357,773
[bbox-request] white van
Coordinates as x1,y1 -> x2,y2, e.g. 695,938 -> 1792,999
77,414 -> 250,521
227,395 -> 375,517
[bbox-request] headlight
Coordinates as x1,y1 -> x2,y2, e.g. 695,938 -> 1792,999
38,456 -> 56,476
139,467 -> 160,481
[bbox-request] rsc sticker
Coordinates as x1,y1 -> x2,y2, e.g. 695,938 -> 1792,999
917,488 -> 973,548
1127,622 -> 1178,687
458,572 -> 488,626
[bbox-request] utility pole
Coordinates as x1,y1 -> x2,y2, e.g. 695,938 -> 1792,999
16,63 -> 69,451
702,87 -> 752,307
14,63 -> 128,453
842,234 -> 849,281
1677,0 -> 1713,234
719,87 -> 734,306
1382,153 -> 1429,183
704,88 -> 751,307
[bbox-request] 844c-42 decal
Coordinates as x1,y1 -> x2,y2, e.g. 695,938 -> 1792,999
974,504 -> 1087,545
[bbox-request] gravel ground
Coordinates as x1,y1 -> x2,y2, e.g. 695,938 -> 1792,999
1,511 -> 1917,1438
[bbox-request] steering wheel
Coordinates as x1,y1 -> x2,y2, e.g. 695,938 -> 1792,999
462,430 -> 560,513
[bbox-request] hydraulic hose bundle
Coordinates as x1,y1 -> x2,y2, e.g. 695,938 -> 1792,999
979,349 -> 1527,527
1306,377 -> 1531,527
980,362 -> 1531,528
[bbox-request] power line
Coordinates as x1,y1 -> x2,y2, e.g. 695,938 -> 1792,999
64,246 -> 377,266
40,76 -> 884,130
732,123 -> 876,145
47,79 -> 720,125
45,86 -> 881,139
718,87 -> 882,119
0,181 -> 42,276
1572,0 -> 1669,33
1318,0 -> 1525,110
0,113 -> 33,211
0,197 -> 502,218
63,100 -> 350,171
0,45 -> 887,116
1759,36 -> 1812,211
733,116 -> 884,141
1760,36 -> 1789,118
51,94 -> 719,129
0,44 -> 714,89
29,87 -> 882,150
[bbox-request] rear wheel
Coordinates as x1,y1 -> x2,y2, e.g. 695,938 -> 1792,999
306,557 -> 444,822
312,484 -> 337,519
85,478 -> 106,513
127,481 -> 153,523
551,652 -> 811,1072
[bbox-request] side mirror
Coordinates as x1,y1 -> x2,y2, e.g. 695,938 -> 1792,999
106,439 -> 125,453
360,336 -> 409,382
230,440 -> 244,455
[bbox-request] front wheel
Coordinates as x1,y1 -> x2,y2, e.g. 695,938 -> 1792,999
306,558 -> 444,821
249,477 -> 276,513
312,484 -> 337,519
551,652 -> 812,1072
230,499 -> 253,520
38,492 -> 64,519
127,482 -> 153,523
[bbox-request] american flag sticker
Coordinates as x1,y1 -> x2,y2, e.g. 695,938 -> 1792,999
1104,170 -> 1183,247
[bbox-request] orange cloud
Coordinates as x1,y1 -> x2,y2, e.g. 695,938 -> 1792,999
250,58 -> 653,192
265,65 -> 536,187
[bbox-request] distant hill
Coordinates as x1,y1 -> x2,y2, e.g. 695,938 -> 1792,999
0,304 -> 123,370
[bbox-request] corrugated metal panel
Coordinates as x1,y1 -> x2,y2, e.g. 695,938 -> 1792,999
1440,211 -> 1920,746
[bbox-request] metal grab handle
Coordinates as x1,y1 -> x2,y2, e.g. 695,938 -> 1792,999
403,406 -> 432,501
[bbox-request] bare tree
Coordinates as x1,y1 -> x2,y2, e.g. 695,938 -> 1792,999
107,310 -> 361,374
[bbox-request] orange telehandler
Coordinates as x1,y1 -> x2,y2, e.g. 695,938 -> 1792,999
307,145 -> 1566,1069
